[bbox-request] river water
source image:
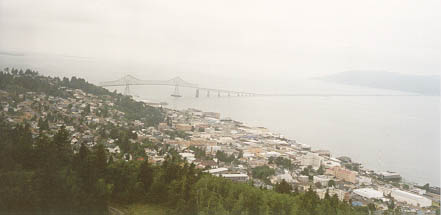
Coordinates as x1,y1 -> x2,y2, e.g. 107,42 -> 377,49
128,81 -> 440,186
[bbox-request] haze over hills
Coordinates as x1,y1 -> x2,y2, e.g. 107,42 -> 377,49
320,71 -> 440,96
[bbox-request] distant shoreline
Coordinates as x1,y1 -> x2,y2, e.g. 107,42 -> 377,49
320,71 -> 440,96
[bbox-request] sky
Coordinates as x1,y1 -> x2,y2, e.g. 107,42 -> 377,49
0,0 -> 440,87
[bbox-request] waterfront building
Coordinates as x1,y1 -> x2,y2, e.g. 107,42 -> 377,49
353,188 -> 384,199
379,171 -> 401,181
203,112 -> 220,119
390,189 -> 432,208
314,150 -> 331,157
300,152 -> 323,169
323,159 -> 341,168
326,166 -> 358,184
299,143 -> 311,151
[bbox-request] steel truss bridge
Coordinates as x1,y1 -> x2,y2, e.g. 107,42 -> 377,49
99,75 -> 258,97
100,75 -> 419,98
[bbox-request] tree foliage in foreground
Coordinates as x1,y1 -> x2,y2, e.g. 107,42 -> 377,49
0,120 -> 369,215
252,165 -> 275,184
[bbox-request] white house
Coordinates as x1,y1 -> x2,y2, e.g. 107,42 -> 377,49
107,146 -> 120,154
179,152 -> 196,163
265,151 -> 281,158
313,175 -> 331,187
357,176 -> 372,185
271,172 -> 295,184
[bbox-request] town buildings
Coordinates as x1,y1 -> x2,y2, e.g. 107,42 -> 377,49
326,166 -> 358,184
0,74 -> 438,213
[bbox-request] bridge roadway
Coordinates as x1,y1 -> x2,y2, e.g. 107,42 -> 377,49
99,75 -> 259,97
100,75 -> 419,98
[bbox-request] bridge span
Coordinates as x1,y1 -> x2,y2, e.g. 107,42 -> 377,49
100,75 -> 418,98
99,75 -> 258,97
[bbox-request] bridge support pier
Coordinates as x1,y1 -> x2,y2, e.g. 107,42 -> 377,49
124,83 -> 130,95
218,91 -> 220,97
171,84 -> 181,97
196,89 -> 199,98
207,90 -> 210,97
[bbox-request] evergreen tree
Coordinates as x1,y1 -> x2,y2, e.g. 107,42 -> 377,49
138,159 -> 154,194
94,143 -> 107,179
84,104 -> 91,114
274,179 -> 292,194
52,126 -> 72,167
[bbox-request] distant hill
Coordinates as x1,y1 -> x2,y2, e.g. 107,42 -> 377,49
321,71 -> 440,96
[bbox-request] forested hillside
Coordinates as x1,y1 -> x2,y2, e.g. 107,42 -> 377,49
0,68 -> 371,214
0,121 -> 370,215
0,68 -> 163,126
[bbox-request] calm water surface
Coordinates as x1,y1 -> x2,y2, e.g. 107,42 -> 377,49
132,83 -> 440,186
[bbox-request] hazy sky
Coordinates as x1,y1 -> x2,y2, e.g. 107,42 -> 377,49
1,0 -> 440,84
